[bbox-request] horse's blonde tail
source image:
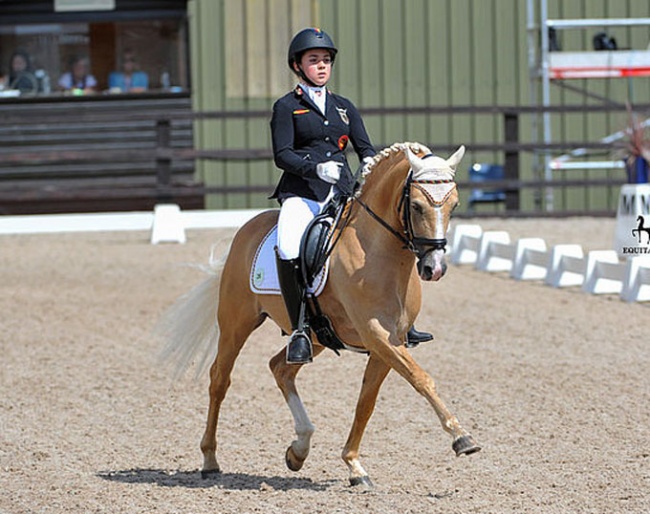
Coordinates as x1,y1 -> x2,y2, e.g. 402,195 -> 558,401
156,244 -> 229,380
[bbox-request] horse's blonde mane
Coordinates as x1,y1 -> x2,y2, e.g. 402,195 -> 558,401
356,142 -> 432,196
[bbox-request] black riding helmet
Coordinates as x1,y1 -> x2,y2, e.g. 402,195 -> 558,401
288,28 -> 338,86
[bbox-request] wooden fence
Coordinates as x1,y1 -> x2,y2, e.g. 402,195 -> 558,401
0,94 -> 200,214
2,98 -> 648,216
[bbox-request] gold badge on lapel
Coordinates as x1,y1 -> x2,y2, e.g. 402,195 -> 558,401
336,107 -> 349,125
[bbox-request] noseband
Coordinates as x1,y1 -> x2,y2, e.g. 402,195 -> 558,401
356,169 -> 456,260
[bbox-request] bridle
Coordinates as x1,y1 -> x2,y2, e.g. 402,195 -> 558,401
354,167 -> 457,260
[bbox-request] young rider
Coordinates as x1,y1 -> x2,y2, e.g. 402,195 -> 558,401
270,27 -> 432,365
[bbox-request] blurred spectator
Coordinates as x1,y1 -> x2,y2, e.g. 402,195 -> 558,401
58,55 -> 97,93
8,49 -> 37,93
108,49 -> 148,92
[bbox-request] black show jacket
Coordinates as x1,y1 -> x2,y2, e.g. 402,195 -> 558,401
270,86 -> 376,202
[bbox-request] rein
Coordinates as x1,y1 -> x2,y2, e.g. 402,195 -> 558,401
313,194 -> 356,265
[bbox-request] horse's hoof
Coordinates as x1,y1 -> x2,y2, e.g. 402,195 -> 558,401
452,435 -> 481,456
349,475 -> 374,489
200,468 -> 221,479
285,446 -> 305,472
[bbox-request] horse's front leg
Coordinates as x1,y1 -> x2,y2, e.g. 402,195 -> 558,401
365,321 -> 481,457
342,354 -> 391,488
269,345 -> 325,472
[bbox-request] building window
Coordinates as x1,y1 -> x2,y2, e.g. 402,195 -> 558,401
0,17 -> 188,96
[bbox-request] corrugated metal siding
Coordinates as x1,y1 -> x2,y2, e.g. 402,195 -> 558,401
190,0 -> 650,212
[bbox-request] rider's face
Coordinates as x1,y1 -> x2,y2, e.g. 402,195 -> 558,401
296,49 -> 332,86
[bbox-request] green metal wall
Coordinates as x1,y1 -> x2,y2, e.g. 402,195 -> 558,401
189,0 -> 650,213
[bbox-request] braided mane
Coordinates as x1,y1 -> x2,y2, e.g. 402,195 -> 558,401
355,142 -> 432,196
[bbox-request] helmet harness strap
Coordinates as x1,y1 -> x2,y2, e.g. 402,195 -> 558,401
293,52 -> 334,88
296,63 -> 319,88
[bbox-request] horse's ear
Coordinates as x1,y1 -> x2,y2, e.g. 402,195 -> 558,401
405,146 -> 423,171
447,145 -> 466,171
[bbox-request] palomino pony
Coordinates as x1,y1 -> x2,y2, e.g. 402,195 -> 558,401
159,142 -> 480,487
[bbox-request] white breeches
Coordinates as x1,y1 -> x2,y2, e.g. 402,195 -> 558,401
276,189 -> 336,260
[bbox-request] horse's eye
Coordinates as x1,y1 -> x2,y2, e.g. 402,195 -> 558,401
411,201 -> 424,215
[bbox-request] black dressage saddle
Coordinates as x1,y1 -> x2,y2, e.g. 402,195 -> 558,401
297,196 -> 349,355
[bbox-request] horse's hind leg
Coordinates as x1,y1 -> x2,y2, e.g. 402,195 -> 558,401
269,345 -> 325,472
200,310 -> 265,477
342,354 -> 391,488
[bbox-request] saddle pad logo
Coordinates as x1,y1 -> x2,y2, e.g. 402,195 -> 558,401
336,107 -> 349,125
253,268 -> 264,288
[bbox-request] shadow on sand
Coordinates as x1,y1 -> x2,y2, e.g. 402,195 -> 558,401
96,468 -> 338,491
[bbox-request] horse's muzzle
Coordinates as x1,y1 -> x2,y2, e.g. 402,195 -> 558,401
417,248 -> 447,281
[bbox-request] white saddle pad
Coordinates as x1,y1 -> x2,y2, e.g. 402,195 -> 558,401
249,225 -> 329,296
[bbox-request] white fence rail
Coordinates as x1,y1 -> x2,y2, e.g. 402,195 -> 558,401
449,224 -> 650,304
2,206 -> 650,303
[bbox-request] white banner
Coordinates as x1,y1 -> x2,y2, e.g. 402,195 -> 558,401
614,184 -> 650,258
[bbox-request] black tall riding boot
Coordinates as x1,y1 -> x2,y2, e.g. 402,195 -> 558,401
275,254 -> 313,364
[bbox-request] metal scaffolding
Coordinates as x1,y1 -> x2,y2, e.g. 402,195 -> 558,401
527,0 -> 650,210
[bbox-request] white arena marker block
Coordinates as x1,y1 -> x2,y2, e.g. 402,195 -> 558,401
450,224 -> 483,265
510,238 -> 548,281
545,244 -> 585,288
621,256 -> 650,302
151,204 -> 186,244
582,250 -> 622,295
475,231 -> 512,272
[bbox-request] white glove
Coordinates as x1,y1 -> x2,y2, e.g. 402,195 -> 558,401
316,161 -> 343,184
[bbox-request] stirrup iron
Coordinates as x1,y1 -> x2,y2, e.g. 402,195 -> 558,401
286,329 -> 313,364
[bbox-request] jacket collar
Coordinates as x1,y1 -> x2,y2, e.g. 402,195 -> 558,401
293,85 -> 333,116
